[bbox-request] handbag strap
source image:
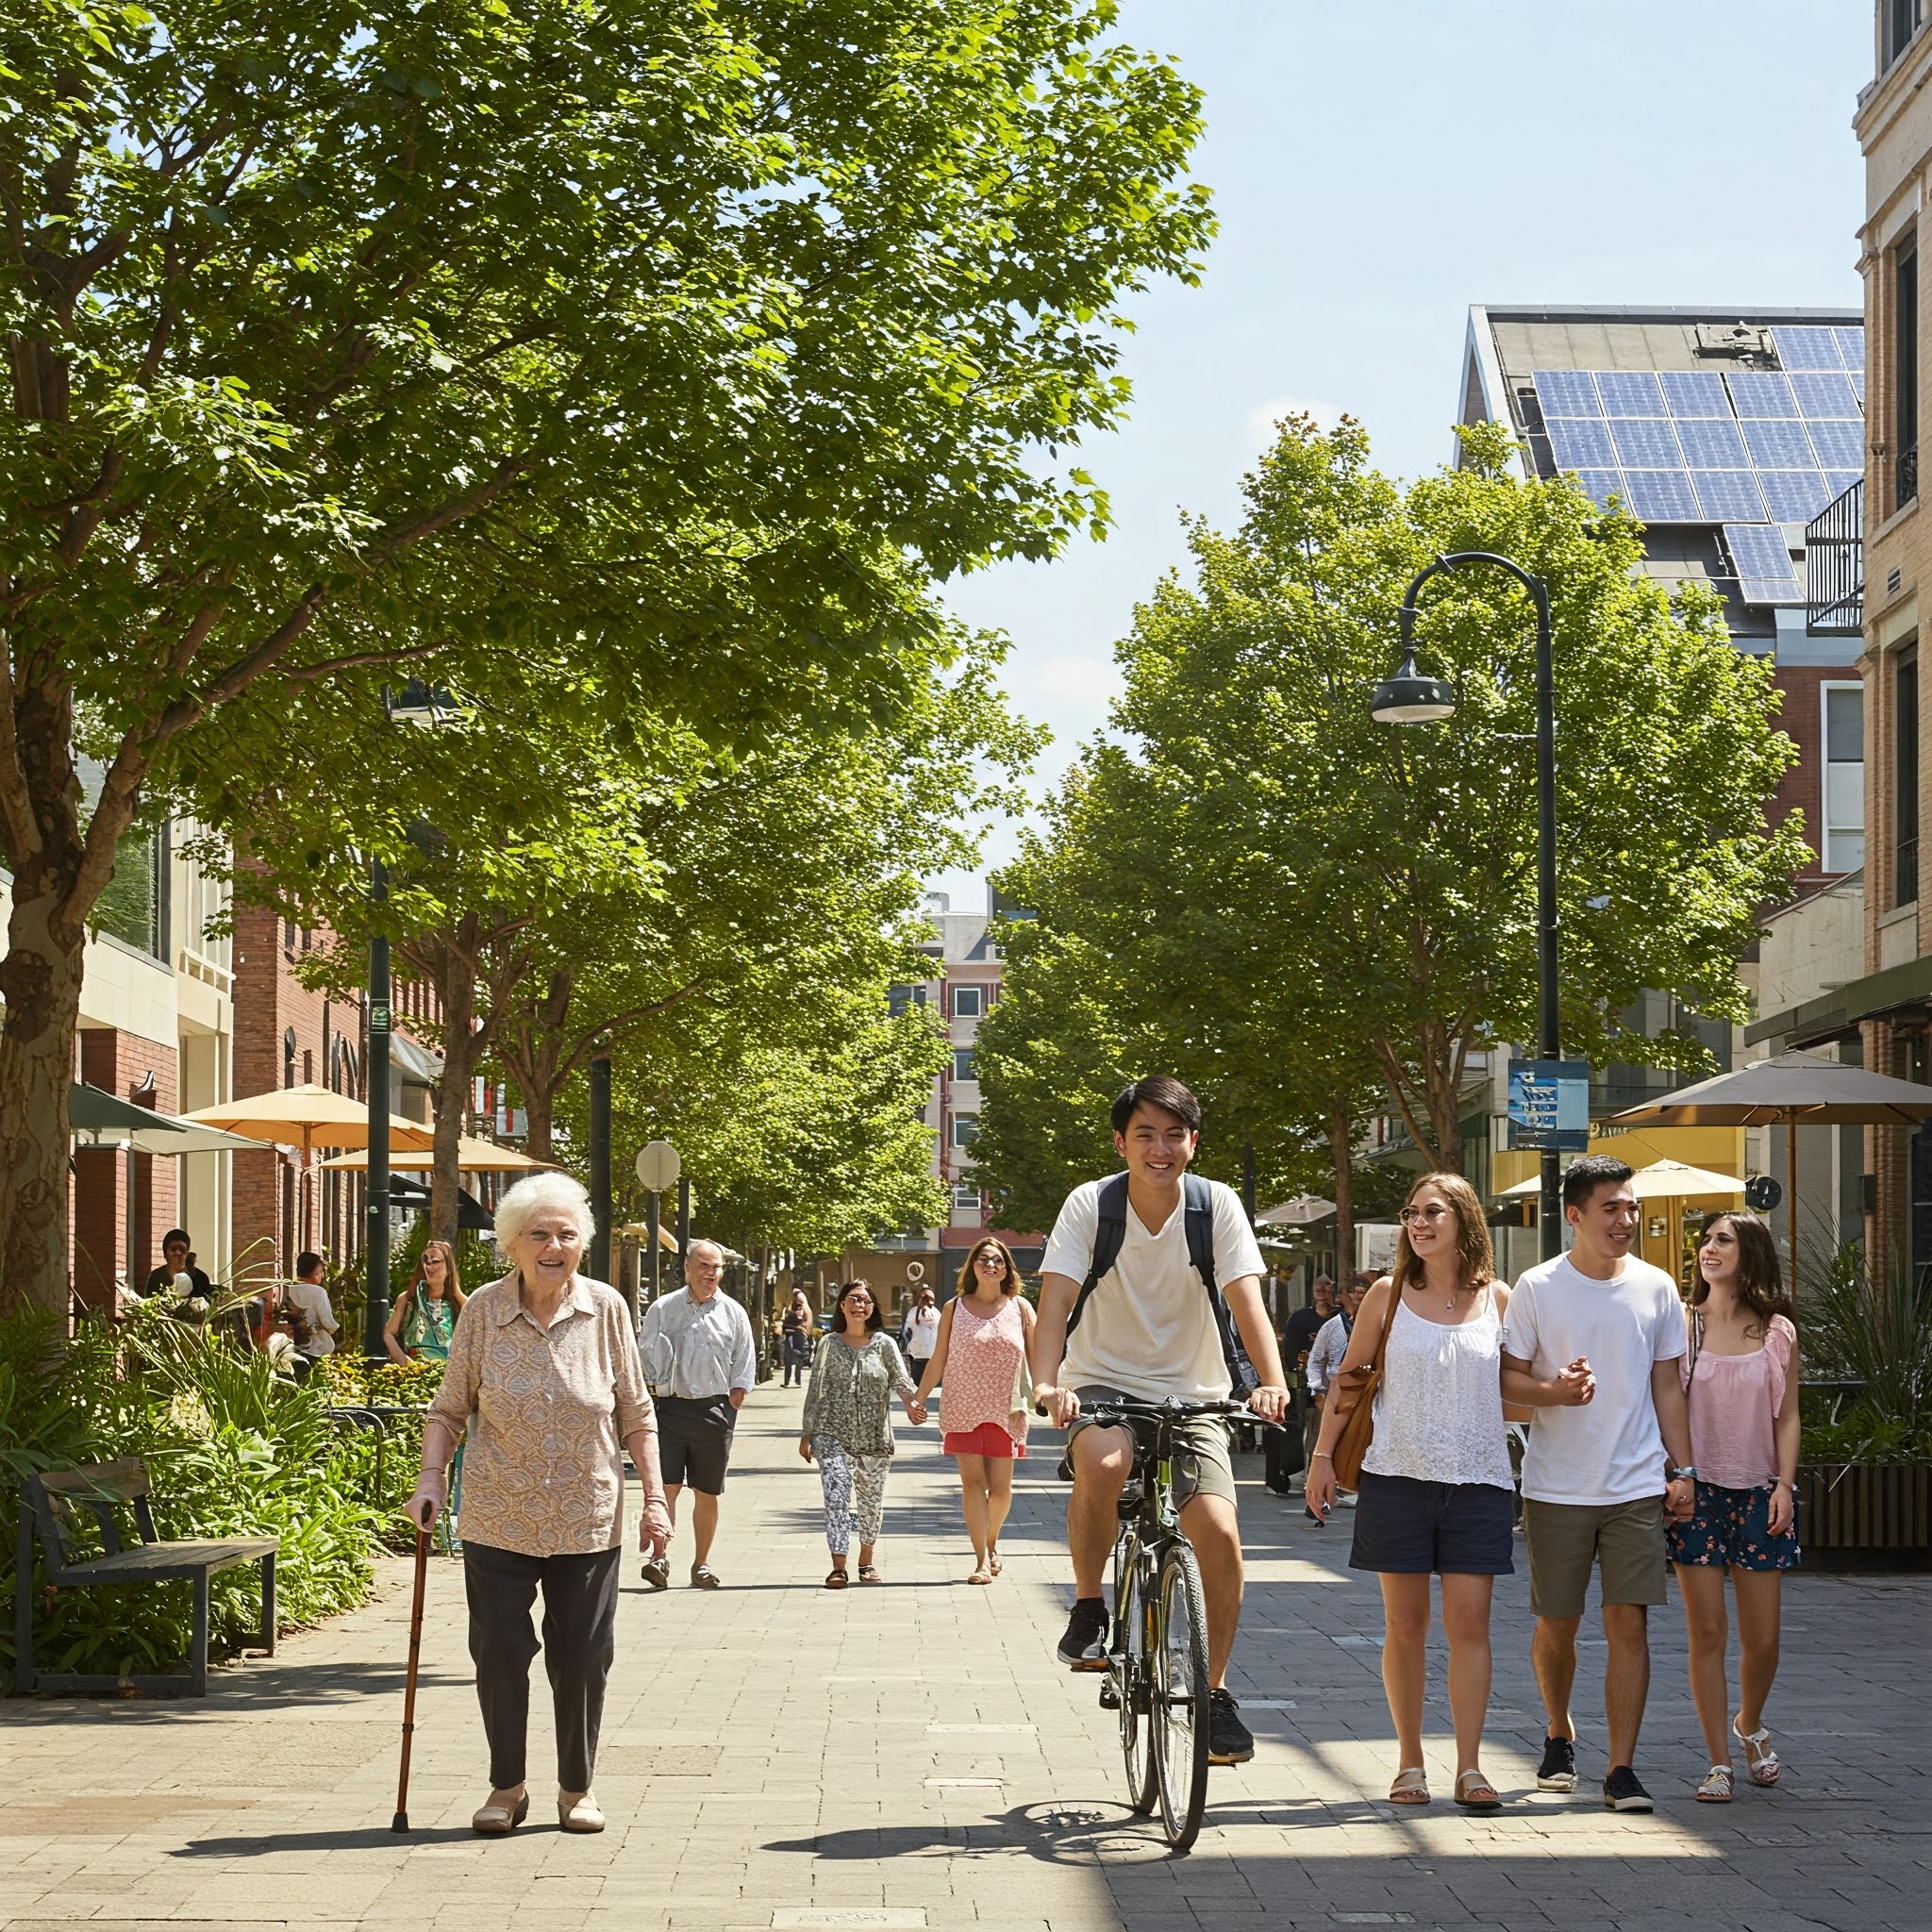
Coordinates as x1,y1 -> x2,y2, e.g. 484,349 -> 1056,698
1362,1278 -> 1401,1380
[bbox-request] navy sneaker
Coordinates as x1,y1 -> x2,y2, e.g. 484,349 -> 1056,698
1603,1765 -> 1654,1812
1057,1598 -> 1110,1671
1208,1688 -> 1255,1765
1536,1734 -> 1577,1791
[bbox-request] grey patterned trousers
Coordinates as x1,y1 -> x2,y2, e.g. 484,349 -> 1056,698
816,1441 -> 891,1554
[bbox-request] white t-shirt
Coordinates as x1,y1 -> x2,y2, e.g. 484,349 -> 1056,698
1502,1253 -> 1686,1507
283,1279 -> 338,1358
904,1305 -> 941,1360
1041,1175 -> 1264,1402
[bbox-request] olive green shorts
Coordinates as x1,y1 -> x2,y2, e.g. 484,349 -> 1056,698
1064,1386 -> 1237,1509
1522,1495 -> 1668,1619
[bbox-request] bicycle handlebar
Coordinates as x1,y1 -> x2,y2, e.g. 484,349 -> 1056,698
1035,1393 -> 1283,1429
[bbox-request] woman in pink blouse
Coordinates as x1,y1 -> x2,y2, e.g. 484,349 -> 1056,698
407,1174 -> 672,1838
912,1238 -> 1034,1584
1666,1211 -> 1800,1804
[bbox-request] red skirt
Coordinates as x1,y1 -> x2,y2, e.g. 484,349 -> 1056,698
943,1422 -> 1026,1459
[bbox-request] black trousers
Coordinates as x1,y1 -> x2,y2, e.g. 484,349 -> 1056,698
463,1541 -> 622,1791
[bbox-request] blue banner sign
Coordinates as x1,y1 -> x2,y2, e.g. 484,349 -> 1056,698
1507,1058 -> 1591,1152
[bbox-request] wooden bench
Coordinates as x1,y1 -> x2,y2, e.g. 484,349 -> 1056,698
13,1457 -> 277,1696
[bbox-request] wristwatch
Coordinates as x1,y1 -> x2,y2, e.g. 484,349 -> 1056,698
1667,1464 -> 1697,1482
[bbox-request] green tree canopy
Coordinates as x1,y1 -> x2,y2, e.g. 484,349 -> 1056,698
0,0 -> 1211,1307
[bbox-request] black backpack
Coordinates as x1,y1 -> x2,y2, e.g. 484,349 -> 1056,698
1065,1172 -> 1259,1393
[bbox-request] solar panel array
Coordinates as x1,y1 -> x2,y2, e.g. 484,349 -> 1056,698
1531,327 -> 1864,582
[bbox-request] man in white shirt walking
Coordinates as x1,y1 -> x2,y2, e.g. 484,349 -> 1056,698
1031,1076 -> 1291,1768
637,1240 -> 757,1590
1502,1155 -> 1695,1814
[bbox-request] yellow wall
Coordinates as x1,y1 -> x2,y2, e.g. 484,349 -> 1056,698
1493,1125 -> 1747,1289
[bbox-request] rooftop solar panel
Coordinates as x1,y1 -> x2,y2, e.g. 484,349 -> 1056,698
1533,371 -> 1602,417
1740,577 -> 1807,607
1691,472 -> 1766,521
1609,419 -> 1682,467
1574,470 -> 1625,510
1851,372 -> 1866,404
1741,419 -> 1818,469
1546,418 -> 1617,469
1596,372 -> 1667,416
1727,372 -> 1799,417
1758,472 -> 1833,522
1724,523 -> 1798,583
1824,470 -> 1862,500
1621,470 -> 1701,522
1772,327 -> 1843,372
1806,420 -> 1864,469
1835,326 -> 1866,370
1660,371 -> 1731,418
1790,371 -> 1860,419
1674,418 -> 1749,468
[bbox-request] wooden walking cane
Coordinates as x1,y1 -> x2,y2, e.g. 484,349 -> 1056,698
392,1512 -> 431,1833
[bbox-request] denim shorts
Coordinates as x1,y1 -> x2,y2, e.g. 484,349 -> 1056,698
1349,1471 -> 1515,1575
1667,1479 -> 1801,1573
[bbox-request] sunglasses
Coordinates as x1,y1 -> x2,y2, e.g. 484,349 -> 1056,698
1400,1205 -> 1453,1224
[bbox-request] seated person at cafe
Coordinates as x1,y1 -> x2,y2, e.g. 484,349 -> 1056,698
142,1228 -> 214,1315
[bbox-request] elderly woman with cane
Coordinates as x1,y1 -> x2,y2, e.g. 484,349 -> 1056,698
406,1173 -> 671,1837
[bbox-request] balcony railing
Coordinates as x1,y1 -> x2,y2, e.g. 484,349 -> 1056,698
1901,444 -> 1919,508
1900,835 -> 1920,908
1806,477 -> 1863,636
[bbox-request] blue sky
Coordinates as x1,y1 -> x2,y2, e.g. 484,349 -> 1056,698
926,0 -> 1870,909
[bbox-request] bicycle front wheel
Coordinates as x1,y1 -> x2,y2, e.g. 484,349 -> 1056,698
1118,1552 -> 1158,1816
1151,1541 -> 1211,1851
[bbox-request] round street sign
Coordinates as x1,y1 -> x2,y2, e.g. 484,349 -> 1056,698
906,1261 -> 925,1281
1744,1174 -> 1781,1212
635,1139 -> 681,1192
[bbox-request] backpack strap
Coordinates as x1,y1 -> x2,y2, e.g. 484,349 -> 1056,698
1187,1173 -> 1259,1393
1064,1173 -> 1131,1341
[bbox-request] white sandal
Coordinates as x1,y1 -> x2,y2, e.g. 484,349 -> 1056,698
1695,1764 -> 1734,1803
1734,1715 -> 1780,1786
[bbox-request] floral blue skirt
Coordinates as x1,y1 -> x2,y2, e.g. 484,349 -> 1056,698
1666,1479 -> 1799,1572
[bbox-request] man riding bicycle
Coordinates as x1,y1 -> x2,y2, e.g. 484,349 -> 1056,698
1031,1075 -> 1291,1767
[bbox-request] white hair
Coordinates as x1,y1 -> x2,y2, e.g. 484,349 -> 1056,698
492,1172 -> 596,1262
686,1238 -> 725,1264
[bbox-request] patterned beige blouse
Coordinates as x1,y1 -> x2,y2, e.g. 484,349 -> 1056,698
426,1274 -> 656,1557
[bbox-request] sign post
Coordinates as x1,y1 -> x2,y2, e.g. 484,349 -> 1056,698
635,1140 -> 682,1307
1508,1059 -> 1591,1252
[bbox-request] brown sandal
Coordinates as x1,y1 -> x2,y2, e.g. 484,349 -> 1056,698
824,1568 -> 849,1589
857,1564 -> 881,1584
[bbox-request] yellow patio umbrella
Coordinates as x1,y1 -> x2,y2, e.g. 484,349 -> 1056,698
320,1136 -> 557,1173
1501,1158 -> 1745,1275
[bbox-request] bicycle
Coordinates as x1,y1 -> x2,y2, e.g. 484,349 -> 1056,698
1075,1394 -> 1259,1853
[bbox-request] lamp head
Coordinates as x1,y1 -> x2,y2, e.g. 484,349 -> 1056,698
1369,647 -> 1457,725
385,679 -> 459,727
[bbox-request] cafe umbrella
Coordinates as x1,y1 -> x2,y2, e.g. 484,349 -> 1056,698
1611,1051 -> 1932,1289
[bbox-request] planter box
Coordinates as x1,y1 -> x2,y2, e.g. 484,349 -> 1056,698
1796,1461 -> 1932,1572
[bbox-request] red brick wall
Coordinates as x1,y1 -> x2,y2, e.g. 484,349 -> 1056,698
70,1028 -> 178,1308
1769,663 -> 1863,892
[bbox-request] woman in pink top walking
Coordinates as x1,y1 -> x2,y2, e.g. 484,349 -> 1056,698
912,1237 -> 1035,1585
1666,1211 -> 1800,1804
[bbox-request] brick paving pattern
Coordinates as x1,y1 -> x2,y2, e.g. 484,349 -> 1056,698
3,1386 -> 1926,1930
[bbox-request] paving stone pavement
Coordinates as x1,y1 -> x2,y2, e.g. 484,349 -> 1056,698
3,1384 -> 1928,1932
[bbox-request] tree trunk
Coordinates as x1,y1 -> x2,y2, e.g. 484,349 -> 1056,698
426,931 -> 485,1249
520,1087 -> 555,1161
1327,1093 -> 1355,1287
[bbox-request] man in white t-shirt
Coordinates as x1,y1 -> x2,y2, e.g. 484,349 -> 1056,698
1031,1076 -> 1290,1769
1501,1154 -> 1694,1815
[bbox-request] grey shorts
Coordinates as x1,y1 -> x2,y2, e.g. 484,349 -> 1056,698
1523,1496 -> 1668,1618
1064,1385 -> 1237,1508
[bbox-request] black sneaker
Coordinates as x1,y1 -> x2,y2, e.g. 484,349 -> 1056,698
1057,1598 -> 1110,1671
1536,1734 -> 1577,1792
1208,1688 -> 1254,1765
1603,1765 -> 1654,1812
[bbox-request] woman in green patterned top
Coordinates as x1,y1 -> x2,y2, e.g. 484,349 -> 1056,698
799,1280 -> 924,1587
384,1240 -> 468,1363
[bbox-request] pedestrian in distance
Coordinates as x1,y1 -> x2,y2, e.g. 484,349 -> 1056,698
405,1172 -> 672,1838
780,1290 -> 816,1388
283,1250 -> 339,1368
911,1237 -> 1035,1584
384,1238 -> 466,1363
1668,1210 -> 1801,1803
1303,1275 -> 1366,1525
1273,1274 -> 1334,1497
800,1280 -> 924,1587
900,1284 -> 942,1386
1307,1174 -> 1529,1810
1030,1075 -> 1291,1769
636,1239 -> 757,1591
1500,1154 -> 1696,1815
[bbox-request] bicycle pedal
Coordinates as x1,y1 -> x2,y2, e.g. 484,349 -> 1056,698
1098,1680 -> 1120,1710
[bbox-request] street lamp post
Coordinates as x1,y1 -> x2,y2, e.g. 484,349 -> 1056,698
1372,551 -> 1563,1261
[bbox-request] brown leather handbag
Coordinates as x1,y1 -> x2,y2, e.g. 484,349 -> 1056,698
1328,1286 -> 1400,1492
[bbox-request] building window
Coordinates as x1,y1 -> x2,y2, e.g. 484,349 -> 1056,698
95,824 -> 165,960
888,982 -> 929,1017
951,1112 -> 979,1147
1888,0 -> 1924,70
1823,681 -> 1866,873
1897,646 -> 1919,906
952,1047 -> 975,1082
952,985 -> 984,1019
1897,231 -> 1919,508
953,1183 -> 982,1211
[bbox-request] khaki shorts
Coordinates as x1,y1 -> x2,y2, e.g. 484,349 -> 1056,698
1063,1386 -> 1237,1508
1523,1496 -> 1668,1619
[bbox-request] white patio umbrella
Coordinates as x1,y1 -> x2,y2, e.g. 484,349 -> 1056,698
320,1136 -> 556,1174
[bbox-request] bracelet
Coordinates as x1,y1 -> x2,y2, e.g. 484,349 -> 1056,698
422,1467 -> 449,1482
1310,1451 -> 1333,1462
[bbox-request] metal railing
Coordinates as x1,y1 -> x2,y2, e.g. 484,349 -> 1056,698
1899,835 -> 1920,908
1900,444 -> 1919,508
1806,477 -> 1863,636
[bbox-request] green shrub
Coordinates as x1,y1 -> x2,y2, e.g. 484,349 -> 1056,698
1,1301 -> 391,1687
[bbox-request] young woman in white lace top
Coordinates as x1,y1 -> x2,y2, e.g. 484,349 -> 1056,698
1307,1173 -> 1527,1812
